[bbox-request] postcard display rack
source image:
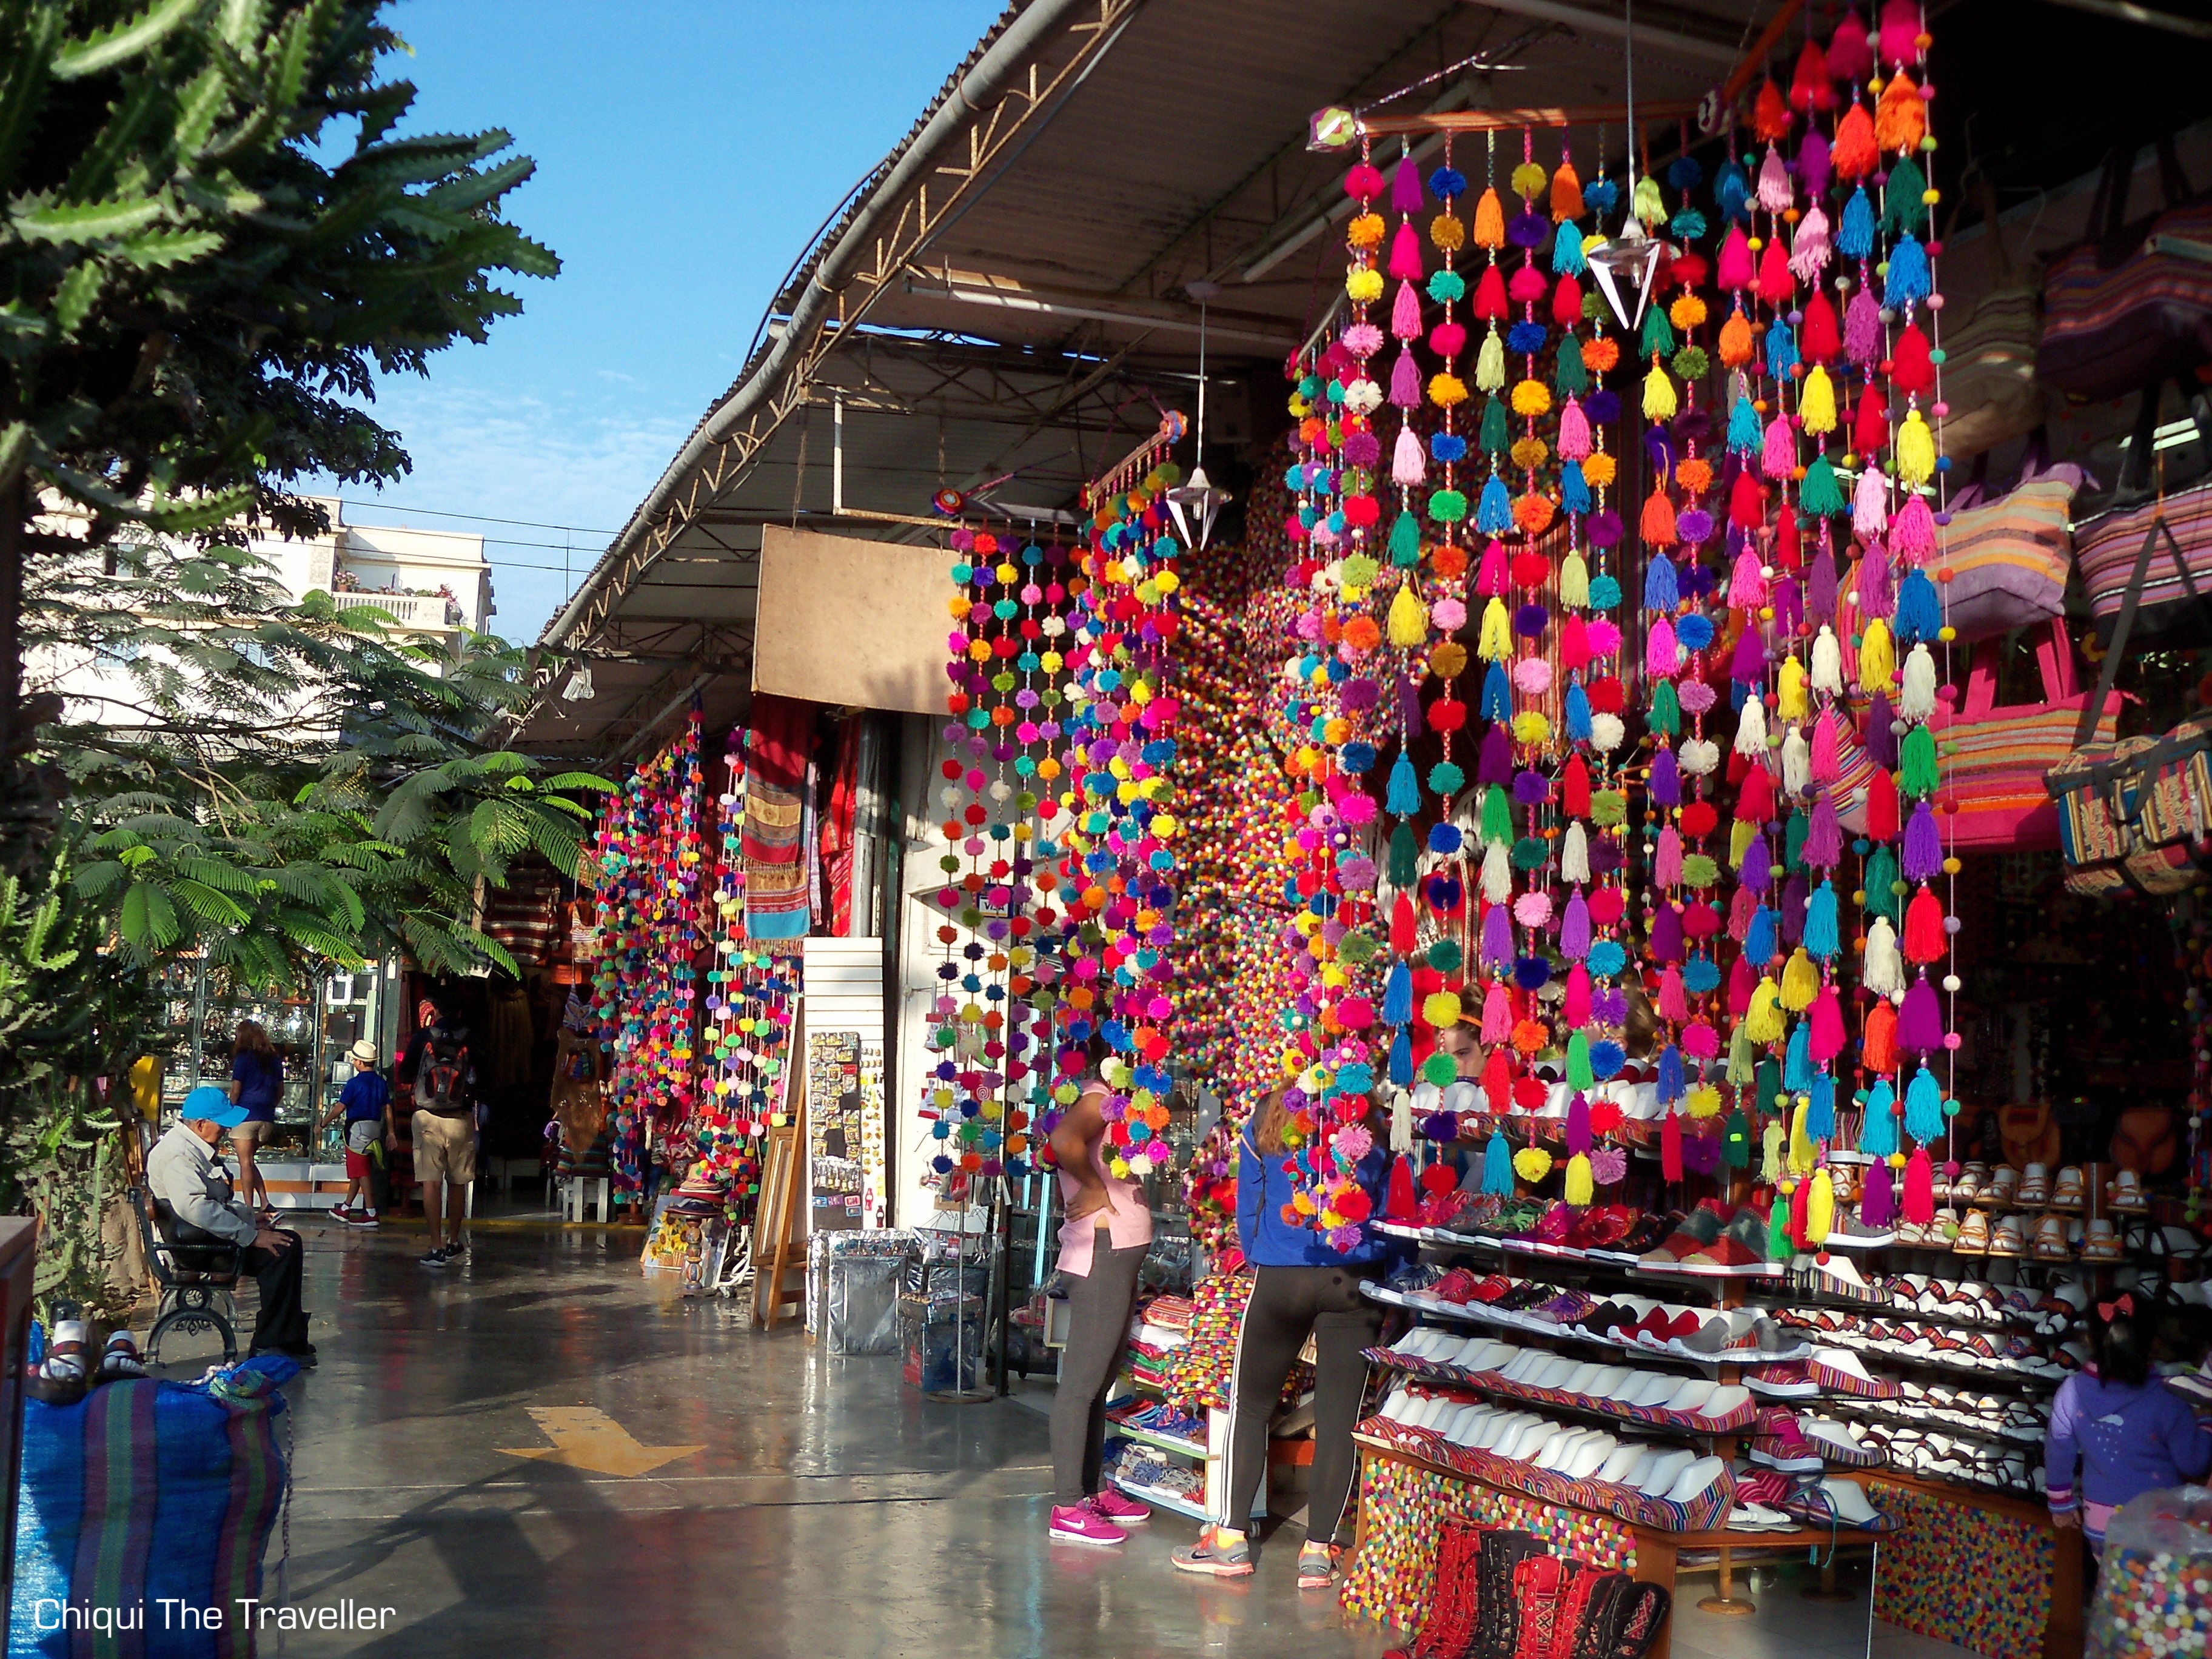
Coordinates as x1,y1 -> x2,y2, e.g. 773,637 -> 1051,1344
1344,1201 -> 2085,1659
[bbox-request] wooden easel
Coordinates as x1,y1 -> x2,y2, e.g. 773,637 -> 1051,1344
751,996 -> 808,1329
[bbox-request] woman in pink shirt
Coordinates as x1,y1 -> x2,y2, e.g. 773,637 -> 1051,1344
1044,1071 -> 1156,1547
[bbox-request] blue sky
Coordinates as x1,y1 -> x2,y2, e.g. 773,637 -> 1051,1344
320,0 -> 1005,643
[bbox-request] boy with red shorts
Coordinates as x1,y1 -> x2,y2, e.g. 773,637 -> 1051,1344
324,1039 -> 390,1225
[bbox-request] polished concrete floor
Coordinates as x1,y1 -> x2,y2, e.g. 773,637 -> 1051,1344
171,1207 -> 1974,1659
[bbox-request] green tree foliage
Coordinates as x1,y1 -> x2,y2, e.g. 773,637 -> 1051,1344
0,0 -> 559,861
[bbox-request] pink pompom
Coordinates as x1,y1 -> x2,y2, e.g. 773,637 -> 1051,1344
1430,597 -> 1468,631
1584,618 -> 1623,659
1512,655 -> 1553,695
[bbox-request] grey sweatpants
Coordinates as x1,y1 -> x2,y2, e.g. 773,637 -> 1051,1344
1050,1227 -> 1148,1506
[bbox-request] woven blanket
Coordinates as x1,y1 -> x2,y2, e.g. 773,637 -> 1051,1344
743,694 -> 813,942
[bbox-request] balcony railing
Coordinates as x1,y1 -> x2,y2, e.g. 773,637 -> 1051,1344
332,590 -> 455,629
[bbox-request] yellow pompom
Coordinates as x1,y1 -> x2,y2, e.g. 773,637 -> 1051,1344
1510,160 -> 1549,200
1387,582 -> 1429,648
1582,452 -> 1617,488
1799,364 -> 1837,435
1346,267 -> 1386,304
1428,372 -> 1469,408
1430,212 -> 1465,252
1685,1082 -> 1722,1119
1510,435 -> 1550,471
1422,991 -> 1463,1028
1513,1146 -> 1553,1183
1347,213 -> 1386,249
1510,379 -> 1552,418
1511,709 -> 1551,745
1668,292 -> 1708,331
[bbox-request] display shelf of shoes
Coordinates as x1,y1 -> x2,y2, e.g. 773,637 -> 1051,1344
1105,1394 -> 1281,1524
1349,1433 -> 1879,1659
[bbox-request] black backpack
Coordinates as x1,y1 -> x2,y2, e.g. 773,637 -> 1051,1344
420,1039 -> 472,1117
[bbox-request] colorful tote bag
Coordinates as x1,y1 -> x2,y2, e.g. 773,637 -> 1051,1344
2074,478 -> 2212,647
1933,618 -> 2116,851
1938,471 -> 2077,642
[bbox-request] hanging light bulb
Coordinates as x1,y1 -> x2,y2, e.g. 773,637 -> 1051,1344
1165,284 -> 1233,550
561,663 -> 595,702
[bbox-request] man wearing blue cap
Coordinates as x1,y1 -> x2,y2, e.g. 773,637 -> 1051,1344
145,1083 -> 316,1365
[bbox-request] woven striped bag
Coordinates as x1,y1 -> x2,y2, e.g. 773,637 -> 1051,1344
1939,472 -> 2077,642
1933,619 -> 2116,852
2076,478 -> 2212,647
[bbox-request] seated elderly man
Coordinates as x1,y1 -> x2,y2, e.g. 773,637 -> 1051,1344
145,1083 -> 317,1366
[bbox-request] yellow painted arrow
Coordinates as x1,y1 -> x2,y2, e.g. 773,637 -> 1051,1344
498,1407 -> 704,1477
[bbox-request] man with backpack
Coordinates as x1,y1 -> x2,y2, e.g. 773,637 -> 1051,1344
412,1018 -> 478,1267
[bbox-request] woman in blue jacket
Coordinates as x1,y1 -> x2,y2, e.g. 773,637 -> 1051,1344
1172,1085 -> 1401,1589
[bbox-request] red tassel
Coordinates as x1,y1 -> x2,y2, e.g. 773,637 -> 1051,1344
1891,323 -> 1934,397
1731,464 -> 1766,530
1641,488 -> 1678,547
1481,1047 -> 1513,1113
1386,1155 -> 1419,1221
1661,1110 -> 1684,1182
1752,79 -> 1791,142
1862,999 -> 1899,1075
1392,891 -> 1418,954
1775,498 -> 1801,570
1473,263 -> 1509,321
1789,38 -> 1832,112
1903,884 -> 1945,963
1854,381 -> 1889,457
1788,1174 -> 1812,1248
1801,292 -> 1841,364
1757,238 -> 1795,306
1902,1145 -> 1934,1225
1735,760 -> 1774,824
1552,274 -> 1583,329
1728,954 -> 1756,1018
1563,755 -> 1592,818
1864,766 -> 1900,842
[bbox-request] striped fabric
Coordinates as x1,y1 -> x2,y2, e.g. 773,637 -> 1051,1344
1940,477 -> 2075,641
1942,699 -> 2119,851
2037,199 -> 2212,400
1936,282 -> 2047,459
2074,480 -> 2212,638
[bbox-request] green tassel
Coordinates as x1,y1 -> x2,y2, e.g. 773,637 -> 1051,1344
1647,679 -> 1681,737
1785,807 -> 1810,876
1883,155 -> 1929,238
1387,510 -> 1422,567
1566,1030 -> 1594,1091
1481,784 -> 1513,848
1863,845 -> 1900,920
1480,397 -> 1511,455
1798,452 -> 1848,517
1755,1058 -> 1783,1115
1640,305 -> 1675,360
1766,1198 -> 1791,1263
1554,341 -> 1587,396
1899,725 -> 1939,799
1723,1108 -> 1752,1168
1389,822 -> 1418,886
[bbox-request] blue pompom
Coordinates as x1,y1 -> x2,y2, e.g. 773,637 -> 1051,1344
1382,960 -> 1414,1026
1643,551 -> 1679,611
1589,1041 -> 1626,1081
1477,475 -> 1514,535
1583,177 -> 1618,215
1675,612 -> 1715,651
1669,207 -> 1708,241
1506,320 -> 1549,356
1338,1062 -> 1376,1096
1429,166 -> 1466,200
1806,1072 -> 1836,1142
1386,752 -> 1422,816
1514,955 -> 1552,990
1683,954 -> 1721,995
1586,940 -> 1628,977
1805,880 -> 1840,961
1561,460 -> 1590,515
1837,187 -> 1875,260
1668,155 -> 1704,191
1430,432 -> 1469,463
1428,822 -> 1464,856
1340,740 -> 1378,774
1587,574 -> 1622,611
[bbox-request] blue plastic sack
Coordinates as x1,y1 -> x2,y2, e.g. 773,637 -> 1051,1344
10,1355 -> 295,1658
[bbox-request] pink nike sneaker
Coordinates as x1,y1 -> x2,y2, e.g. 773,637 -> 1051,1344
1048,1503 -> 1127,1546
1089,1487 -> 1151,1526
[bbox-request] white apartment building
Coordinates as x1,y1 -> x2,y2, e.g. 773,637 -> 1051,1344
32,497 -> 496,732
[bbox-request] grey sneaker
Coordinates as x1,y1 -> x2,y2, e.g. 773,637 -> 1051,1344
1171,1526 -> 1254,1578
419,1247 -> 449,1268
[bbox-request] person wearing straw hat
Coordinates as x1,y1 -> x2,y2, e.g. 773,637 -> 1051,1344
321,1038 -> 391,1227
